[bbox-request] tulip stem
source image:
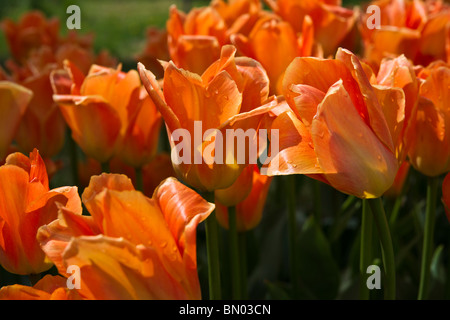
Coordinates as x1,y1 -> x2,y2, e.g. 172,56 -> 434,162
286,175 -> 300,299
418,177 -> 439,300
360,199 -> 373,300
239,232 -> 248,299
228,206 -> 241,300
135,167 -> 144,192
205,192 -> 222,300
367,197 -> 396,300
101,161 -> 110,173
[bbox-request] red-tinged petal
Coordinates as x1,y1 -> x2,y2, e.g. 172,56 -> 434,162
285,83 -> 326,126
0,81 -> 32,159
311,80 -> 398,198
54,95 -> 121,163
154,177 -> 214,260
0,165 -> 29,274
336,48 -> 395,153
62,235 -> 194,300
63,60 -> 86,95
265,109 -> 322,176
443,173 -> 450,223
29,149 -> 49,189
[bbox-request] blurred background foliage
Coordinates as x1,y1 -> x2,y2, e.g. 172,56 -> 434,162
0,0 -> 363,69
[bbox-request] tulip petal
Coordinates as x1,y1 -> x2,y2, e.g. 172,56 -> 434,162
54,95 -> 121,163
265,109 -> 322,176
62,235 -> 192,299
311,80 -> 398,198
0,81 -> 32,159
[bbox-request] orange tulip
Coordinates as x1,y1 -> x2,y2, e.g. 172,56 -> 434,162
232,14 -> 320,95
443,172 -> 450,223
0,149 -> 81,275
374,54 -> 419,162
37,174 -> 214,299
1,11 -> 59,64
0,275 -> 81,300
407,61 -> 450,177
266,48 -> 403,199
52,62 -> 162,166
0,81 -> 33,160
166,5 -> 228,74
265,0 -> 356,57
139,45 -> 276,192
215,164 -> 273,231
360,0 -> 450,68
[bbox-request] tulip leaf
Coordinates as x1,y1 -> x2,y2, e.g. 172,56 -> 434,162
297,216 -> 340,299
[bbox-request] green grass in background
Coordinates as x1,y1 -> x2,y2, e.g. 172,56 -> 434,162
0,0 -> 365,67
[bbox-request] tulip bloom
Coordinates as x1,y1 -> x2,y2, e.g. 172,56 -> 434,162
374,54 -> 419,162
0,81 -> 32,160
232,14 -> 320,95
407,61 -> 450,177
166,5 -> 228,74
360,0 -> 450,68
1,11 -> 59,63
37,174 -> 214,299
215,164 -> 273,231
264,0 -> 356,57
139,45 -> 275,192
0,275 -> 80,300
443,172 -> 450,223
0,149 -> 80,275
52,62 -> 162,167
266,48 -> 403,199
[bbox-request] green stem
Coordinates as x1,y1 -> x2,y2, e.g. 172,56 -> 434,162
388,195 -> 403,227
101,161 -> 110,173
239,232 -> 248,299
205,192 -> 221,300
360,199 -> 373,300
418,177 -> 439,300
367,197 -> 396,300
228,206 -> 241,300
286,175 -> 299,299
135,167 -> 144,192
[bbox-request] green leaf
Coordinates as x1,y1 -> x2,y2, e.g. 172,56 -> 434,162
297,216 -> 340,299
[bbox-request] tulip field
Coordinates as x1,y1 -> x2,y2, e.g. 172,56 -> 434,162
0,0 -> 450,302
